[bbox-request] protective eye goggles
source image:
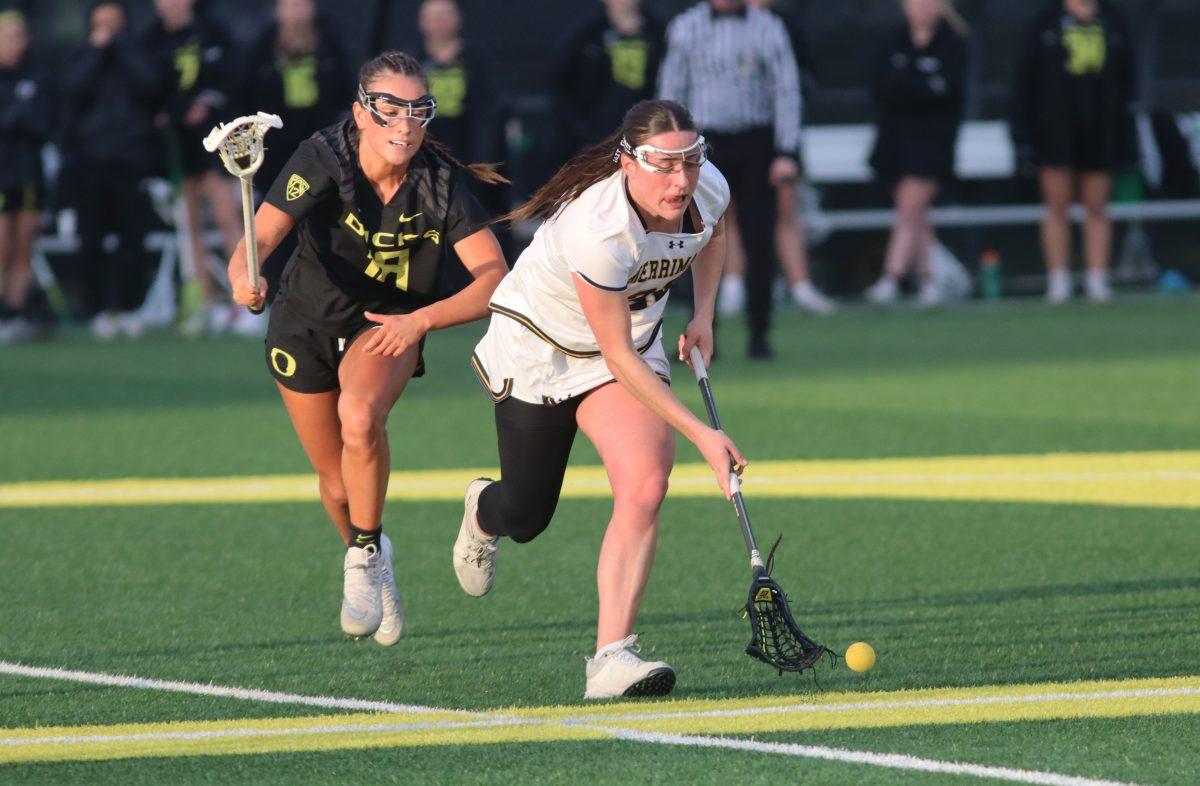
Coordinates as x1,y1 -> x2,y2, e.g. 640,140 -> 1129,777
615,135 -> 708,174
357,85 -> 437,128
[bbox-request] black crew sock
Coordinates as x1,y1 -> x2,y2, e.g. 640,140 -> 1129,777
347,523 -> 382,550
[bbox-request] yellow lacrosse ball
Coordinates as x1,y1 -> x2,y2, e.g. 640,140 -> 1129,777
845,642 -> 876,672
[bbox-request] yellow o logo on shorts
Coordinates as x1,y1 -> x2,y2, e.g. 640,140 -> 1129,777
270,348 -> 298,377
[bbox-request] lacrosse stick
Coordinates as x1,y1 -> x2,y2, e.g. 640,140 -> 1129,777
689,346 -> 833,675
203,112 -> 283,314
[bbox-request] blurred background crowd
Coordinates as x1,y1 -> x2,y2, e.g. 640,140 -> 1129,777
0,0 -> 1196,352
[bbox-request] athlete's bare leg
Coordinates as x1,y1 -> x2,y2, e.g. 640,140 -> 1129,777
181,178 -> 215,304
774,181 -> 812,287
723,203 -> 745,278
201,170 -> 244,260
1039,167 -> 1074,275
6,209 -> 37,311
882,176 -> 938,281
1079,171 -> 1112,274
277,386 -> 353,543
0,213 -> 13,307
577,381 -> 675,651
336,331 -> 421,532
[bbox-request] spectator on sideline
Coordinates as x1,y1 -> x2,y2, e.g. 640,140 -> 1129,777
244,0 -> 352,196
1011,0 -> 1137,303
550,0 -> 665,153
864,0 -> 968,307
659,0 -> 803,359
413,0 -> 512,262
143,0 -> 244,335
61,1 -> 161,340
243,0 -> 352,330
719,0 -> 834,317
0,8 -> 51,343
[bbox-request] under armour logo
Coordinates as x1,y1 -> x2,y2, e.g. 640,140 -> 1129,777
668,240 -> 684,249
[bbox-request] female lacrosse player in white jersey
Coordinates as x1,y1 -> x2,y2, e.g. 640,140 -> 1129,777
454,99 -> 747,699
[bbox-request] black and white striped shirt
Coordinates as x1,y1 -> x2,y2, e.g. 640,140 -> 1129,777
658,3 -> 802,156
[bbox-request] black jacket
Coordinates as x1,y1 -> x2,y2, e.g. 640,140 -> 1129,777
550,8 -> 665,151
414,43 -> 503,165
241,19 -> 353,189
869,20 -> 966,180
140,14 -> 236,128
0,61 -> 53,189
1009,0 -> 1137,168
59,34 -> 159,170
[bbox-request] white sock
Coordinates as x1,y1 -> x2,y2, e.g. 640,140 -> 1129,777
595,638 -> 627,657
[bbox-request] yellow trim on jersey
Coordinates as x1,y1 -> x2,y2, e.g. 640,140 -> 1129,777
470,353 -> 513,402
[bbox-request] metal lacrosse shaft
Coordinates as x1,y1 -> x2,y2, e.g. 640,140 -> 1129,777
689,347 -> 767,576
238,175 -> 262,314
203,113 -> 283,316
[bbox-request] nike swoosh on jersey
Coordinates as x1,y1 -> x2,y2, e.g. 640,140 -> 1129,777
397,213 -> 423,222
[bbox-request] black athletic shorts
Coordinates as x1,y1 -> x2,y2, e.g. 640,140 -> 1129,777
0,181 -> 43,214
264,300 -> 426,393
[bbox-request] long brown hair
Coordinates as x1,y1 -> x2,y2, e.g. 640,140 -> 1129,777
358,50 -> 508,185
498,99 -> 697,224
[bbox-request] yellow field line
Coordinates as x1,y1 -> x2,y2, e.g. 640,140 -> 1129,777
1,452 -> 1198,510
2,675 -> 1197,764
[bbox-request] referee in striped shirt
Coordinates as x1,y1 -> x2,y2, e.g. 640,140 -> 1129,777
659,0 -> 802,359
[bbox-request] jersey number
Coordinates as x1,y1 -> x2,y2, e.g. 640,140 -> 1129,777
607,39 -> 648,91
628,285 -> 669,311
175,43 -> 201,92
363,249 -> 411,290
280,55 -> 319,109
1063,25 -> 1106,76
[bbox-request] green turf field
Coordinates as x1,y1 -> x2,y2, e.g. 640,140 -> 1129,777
2,296 -> 1198,784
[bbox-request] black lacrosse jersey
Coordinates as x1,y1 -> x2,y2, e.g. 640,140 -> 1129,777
264,120 -> 489,328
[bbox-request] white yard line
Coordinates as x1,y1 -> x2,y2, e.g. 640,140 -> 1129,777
600,728 -> 1143,786
0,661 -> 486,718
0,659 -> 1178,785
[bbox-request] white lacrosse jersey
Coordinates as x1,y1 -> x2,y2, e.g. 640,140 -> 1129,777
473,162 -> 729,405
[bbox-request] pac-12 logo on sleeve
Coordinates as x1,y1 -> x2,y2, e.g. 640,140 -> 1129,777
286,174 -> 311,201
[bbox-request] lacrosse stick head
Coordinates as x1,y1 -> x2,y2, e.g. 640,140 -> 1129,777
203,112 -> 283,179
743,574 -> 834,674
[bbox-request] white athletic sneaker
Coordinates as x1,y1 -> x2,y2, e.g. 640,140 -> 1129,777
231,307 -> 268,338
584,635 -> 676,699
1046,270 -> 1072,304
91,312 -> 119,341
117,312 -> 145,339
1085,272 -> 1112,303
866,276 -> 898,304
374,534 -> 404,646
453,478 -> 498,597
205,303 -> 234,335
791,281 -> 836,314
917,278 -> 942,308
340,543 -> 384,637
717,275 -> 746,317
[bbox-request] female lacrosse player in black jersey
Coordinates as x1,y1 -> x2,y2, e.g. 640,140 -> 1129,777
227,50 -> 507,645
